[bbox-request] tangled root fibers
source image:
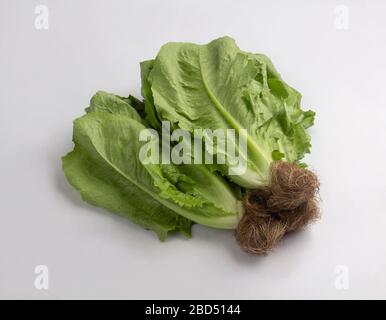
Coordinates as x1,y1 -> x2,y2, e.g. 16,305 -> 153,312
235,161 -> 320,254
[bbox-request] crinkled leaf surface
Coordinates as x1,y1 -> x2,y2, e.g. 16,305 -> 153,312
145,36 -> 315,188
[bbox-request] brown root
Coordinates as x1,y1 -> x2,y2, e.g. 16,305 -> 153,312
268,161 -> 319,210
235,161 -> 320,255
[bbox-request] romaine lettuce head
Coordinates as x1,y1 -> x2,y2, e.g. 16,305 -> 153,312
62,37 -> 319,253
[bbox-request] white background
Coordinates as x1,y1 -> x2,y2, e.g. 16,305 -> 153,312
1,0 -> 386,299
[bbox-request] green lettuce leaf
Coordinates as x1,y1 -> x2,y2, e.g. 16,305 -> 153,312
144,36 -> 315,188
86,91 -> 146,124
63,112 -> 192,240
62,92 -> 241,240
140,60 -> 161,129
